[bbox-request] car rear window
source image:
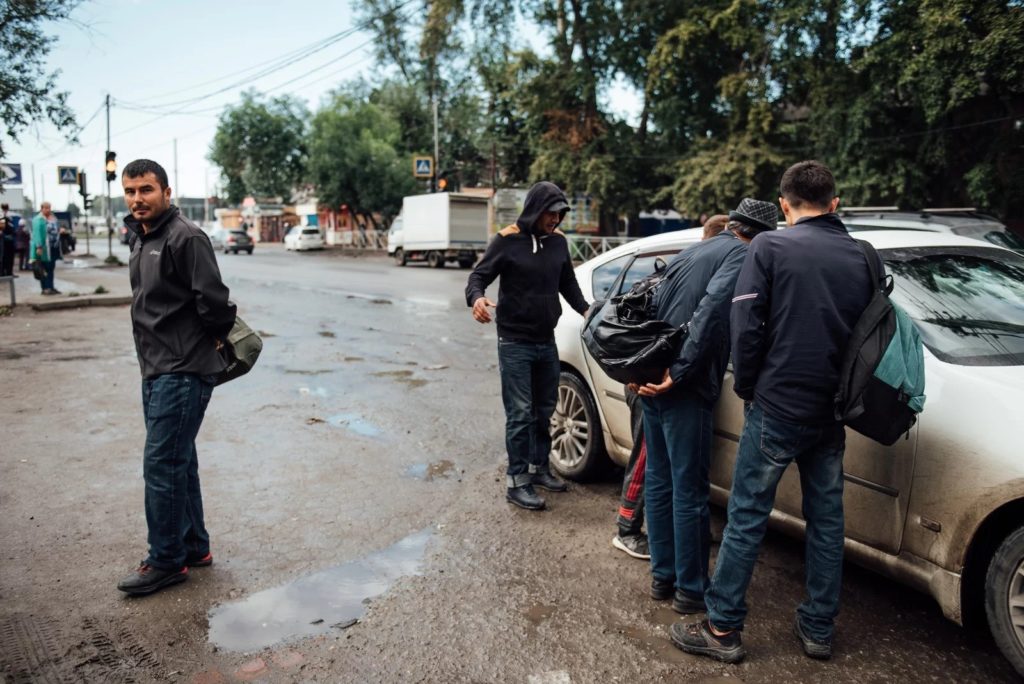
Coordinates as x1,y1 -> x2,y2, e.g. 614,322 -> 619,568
884,246 -> 1024,366
302,228 -> 319,235
617,251 -> 681,295
230,230 -> 248,237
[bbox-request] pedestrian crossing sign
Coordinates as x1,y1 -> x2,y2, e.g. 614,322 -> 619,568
58,165 -> 78,184
413,156 -> 433,178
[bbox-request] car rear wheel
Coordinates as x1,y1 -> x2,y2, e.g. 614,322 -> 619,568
986,526 -> 1024,677
427,251 -> 444,268
458,258 -> 475,269
394,248 -> 406,266
549,371 -> 606,480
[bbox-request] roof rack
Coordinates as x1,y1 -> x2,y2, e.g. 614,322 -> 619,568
840,206 -> 899,212
921,207 -> 977,213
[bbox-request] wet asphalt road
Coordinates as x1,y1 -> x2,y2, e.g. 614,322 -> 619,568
0,244 -> 1017,682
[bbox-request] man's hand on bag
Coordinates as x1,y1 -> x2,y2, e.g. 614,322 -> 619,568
35,247 -> 42,256
637,369 -> 674,397
472,297 -> 496,324
215,339 -> 225,351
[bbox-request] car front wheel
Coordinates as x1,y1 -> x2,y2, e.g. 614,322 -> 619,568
549,371 -> 606,480
986,526 -> 1024,677
394,248 -> 406,266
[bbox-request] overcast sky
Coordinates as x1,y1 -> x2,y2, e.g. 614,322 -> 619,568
4,0 -> 640,211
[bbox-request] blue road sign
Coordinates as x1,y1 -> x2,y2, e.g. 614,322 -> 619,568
413,156 -> 433,178
1,162 -> 22,185
58,165 -> 78,184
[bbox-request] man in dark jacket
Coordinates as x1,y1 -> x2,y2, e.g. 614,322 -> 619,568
116,159 -> 236,596
630,198 -> 778,615
466,181 -> 590,511
674,161 -> 879,663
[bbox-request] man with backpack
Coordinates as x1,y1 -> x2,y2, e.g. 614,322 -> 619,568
673,161 -> 882,663
630,198 -> 778,614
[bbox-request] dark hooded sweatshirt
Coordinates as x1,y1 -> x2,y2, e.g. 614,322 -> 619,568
126,205 -> 236,379
465,182 -> 589,343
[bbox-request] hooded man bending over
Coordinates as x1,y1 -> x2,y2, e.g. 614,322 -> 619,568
466,181 -> 590,511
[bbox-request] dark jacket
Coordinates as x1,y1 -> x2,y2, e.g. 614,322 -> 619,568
127,206 -> 236,379
465,182 -> 589,342
730,213 -> 881,424
653,230 -> 748,403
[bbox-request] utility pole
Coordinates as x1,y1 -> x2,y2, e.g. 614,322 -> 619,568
106,93 -> 113,259
433,97 -> 439,192
31,164 -> 37,211
173,138 -> 179,201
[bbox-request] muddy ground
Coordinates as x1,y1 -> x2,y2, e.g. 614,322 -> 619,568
0,246 -> 1016,682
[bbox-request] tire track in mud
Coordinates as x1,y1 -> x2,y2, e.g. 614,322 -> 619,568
0,614 -> 165,683
0,615 -> 65,683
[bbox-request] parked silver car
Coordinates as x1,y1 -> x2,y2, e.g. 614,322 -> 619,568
551,227 -> 1024,675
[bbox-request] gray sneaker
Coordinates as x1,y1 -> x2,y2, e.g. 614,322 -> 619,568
794,618 -> 832,659
612,534 -> 651,560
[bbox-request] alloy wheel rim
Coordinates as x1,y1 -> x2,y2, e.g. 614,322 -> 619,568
1010,558 -> 1024,650
550,384 -> 589,469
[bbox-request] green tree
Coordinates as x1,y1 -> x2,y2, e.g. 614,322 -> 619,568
209,91 -> 308,204
307,93 -> 417,228
0,0 -> 79,170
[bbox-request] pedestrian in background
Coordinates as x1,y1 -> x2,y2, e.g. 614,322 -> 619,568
15,212 -> 30,271
0,204 -> 15,276
30,202 -> 61,295
116,159 -> 236,596
674,161 -> 880,664
630,198 -> 778,615
465,181 -> 590,511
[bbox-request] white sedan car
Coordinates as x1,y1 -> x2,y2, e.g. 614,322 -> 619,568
551,227 -> 1024,675
284,226 -> 325,251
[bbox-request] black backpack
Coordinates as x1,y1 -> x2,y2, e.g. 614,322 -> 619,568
581,258 -> 689,385
834,241 -> 926,445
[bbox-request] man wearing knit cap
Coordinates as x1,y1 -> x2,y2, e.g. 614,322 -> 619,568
629,197 -> 778,614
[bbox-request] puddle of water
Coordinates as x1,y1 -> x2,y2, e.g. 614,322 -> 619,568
343,356 -> 364,362
327,413 -> 381,438
208,528 -> 433,652
404,460 -> 455,481
285,369 -> 333,375
318,331 -> 336,338
297,386 -> 329,398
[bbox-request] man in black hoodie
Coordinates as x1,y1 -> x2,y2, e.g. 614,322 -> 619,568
466,182 -> 590,510
116,159 -> 236,596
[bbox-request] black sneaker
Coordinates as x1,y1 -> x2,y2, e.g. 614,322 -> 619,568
506,484 -> 546,510
670,619 -> 746,664
117,562 -> 188,596
531,470 -> 568,492
651,576 -> 675,601
794,617 -> 832,659
612,534 -> 651,560
672,588 -> 707,614
186,551 -> 214,567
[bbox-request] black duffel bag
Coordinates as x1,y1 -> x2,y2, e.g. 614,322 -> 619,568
581,259 -> 688,385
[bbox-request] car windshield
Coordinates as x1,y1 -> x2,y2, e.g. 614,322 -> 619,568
883,246 -> 1024,366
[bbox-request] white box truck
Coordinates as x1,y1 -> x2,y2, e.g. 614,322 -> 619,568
387,193 -> 489,268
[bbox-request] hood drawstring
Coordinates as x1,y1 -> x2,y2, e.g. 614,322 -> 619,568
532,234 -> 537,254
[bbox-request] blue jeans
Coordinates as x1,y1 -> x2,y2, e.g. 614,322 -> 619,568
142,373 -> 215,569
706,402 -> 846,642
497,338 -> 559,487
642,389 -> 713,599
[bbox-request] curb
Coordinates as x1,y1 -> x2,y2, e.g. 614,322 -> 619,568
30,295 -> 132,311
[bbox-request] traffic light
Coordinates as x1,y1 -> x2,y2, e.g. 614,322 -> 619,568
105,150 -> 117,182
437,176 -> 448,191
77,171 -> 88,197
83,195 -> 93,211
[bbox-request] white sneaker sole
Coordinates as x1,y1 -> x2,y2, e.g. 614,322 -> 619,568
612,535 -> 651,560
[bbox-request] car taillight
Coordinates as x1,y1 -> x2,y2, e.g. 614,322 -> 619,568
228,237 -> 236,243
